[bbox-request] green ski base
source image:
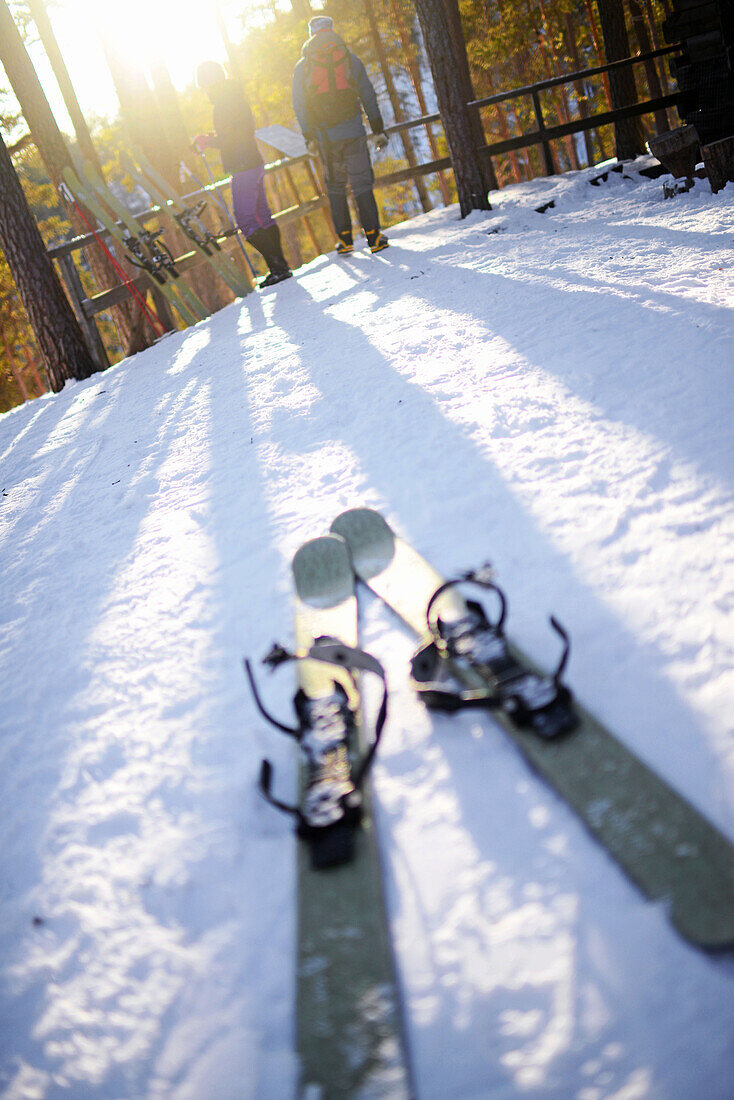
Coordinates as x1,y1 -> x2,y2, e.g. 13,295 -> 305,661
79,159 -> 210,323
62,165 -> 201,328
330,507 -> 734,951
291,536 -> 413,1098
121,149 -> 253,299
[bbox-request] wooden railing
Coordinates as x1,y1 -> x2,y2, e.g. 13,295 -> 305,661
49,44 -> 680,363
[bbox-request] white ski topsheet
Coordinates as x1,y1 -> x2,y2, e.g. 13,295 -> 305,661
1,162 -> 733,1099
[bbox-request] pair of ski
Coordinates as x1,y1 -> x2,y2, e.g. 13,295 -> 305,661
61,153 -> 253,333
249,508 -> 734,1098
61,160 -> 208,328
120,149 -> 254,300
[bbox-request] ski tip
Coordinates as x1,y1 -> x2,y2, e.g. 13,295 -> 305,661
669,885 -> 734,951
330,506 -> 390,536
292,535 -> 353,608
330,508 -> 396,580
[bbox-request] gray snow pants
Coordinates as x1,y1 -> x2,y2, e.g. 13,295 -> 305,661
321,135 -> 380,238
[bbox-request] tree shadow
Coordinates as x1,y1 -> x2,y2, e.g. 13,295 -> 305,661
0,302 -> 294,1099
366,222 -> 734,489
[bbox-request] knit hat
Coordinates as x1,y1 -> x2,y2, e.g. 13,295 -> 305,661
196,60 -> 226,89
308,15 -> 334,35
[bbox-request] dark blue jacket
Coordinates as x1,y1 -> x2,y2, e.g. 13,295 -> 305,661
292,30 -> 384,143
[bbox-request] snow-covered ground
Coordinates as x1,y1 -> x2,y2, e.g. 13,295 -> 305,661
1,162 -> 733,1099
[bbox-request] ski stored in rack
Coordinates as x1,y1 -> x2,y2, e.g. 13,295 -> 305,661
78,161 -> 209,322
247,534 -> 413,1098
330,506 -> 734,950
61,166 -> 201,328
121,149 -> 253,299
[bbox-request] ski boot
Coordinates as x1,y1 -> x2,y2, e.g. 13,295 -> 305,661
259,267 -> 293,289
336,230 -> 354,255
366,228 -> 389,253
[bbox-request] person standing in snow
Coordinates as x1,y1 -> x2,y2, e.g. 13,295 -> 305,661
193,61 -> 293,288
292,15 -> 389,255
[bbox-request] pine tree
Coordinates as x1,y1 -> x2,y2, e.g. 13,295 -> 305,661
594,0 -> 646,157
0,0 -> 154,355
412,0 -> 495,214
0,129 -> 97,391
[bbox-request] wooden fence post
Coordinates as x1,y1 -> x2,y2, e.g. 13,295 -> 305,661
531,90 -> 557,175
57,252 -> 110,370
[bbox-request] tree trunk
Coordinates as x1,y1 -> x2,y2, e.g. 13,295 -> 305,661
99,33 -> 228,313
1,322 -> 29,400
289,0 -> 312,17
97,28 -> 173,179
488,87 -> 525,183
0,0 -> 150,355
0,2 -> 68,183
584,0 -> 613,105
283,165 -> 321,255
627,0 -> 670,134
535,4 -> 582,170
0,131 -> 98,391
25,0 -> 103,173
443,0 -> 499,189
149,55 -> 230,311
363,0 -> 432,213
215,0 -> 244,80
388,0 -> 452,204
640,0 -> 672,95
595,0 -> 647,158
412,0 -> 495,215
23,345 -> 48,394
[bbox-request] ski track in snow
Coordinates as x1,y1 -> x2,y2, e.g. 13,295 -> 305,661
1,163 -> 733,1099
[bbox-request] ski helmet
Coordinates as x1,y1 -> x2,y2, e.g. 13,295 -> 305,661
308,15 -> 334,35
196,60 -> 226,89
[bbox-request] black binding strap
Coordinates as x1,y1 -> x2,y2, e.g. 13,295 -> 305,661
414,570 -> 577,739
245,637 -> 389,867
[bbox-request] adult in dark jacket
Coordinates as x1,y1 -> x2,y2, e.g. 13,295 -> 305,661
292,15 -> 389,254
194,61 -> 292,288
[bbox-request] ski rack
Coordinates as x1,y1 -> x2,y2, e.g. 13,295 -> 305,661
245,635 -> 388,868
410,565 -> 577,739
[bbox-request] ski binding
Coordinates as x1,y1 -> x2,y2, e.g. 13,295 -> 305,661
410,567 -> 577,739
246,636 -> 388,869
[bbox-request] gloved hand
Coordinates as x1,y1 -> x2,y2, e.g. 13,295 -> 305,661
306,138 -> 320,158
373,131 -> 389,152
192,133 -> 214,154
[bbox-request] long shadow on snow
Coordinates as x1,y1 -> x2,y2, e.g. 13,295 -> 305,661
268,276 -> 731,813
130,301 -> 298,1099
0,362 -> 197,1092
0,305 -> 290,1099
389,688 -> 734,1100
378,234 -> 734,490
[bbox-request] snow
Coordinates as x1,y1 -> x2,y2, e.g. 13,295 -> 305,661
1,160 -> 733,1099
